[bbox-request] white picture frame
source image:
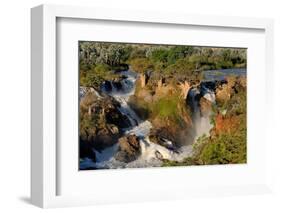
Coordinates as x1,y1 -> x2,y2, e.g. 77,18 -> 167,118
31,4 -> 274,208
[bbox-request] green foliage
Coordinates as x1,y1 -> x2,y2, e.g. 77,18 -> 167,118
79,41 -> 132,67
80,64 -> 116,89
152,97 -> 178,119
198,83 -> 246,164
162,157 -> 196,167
150,46 -> 195,65
168,46 -> 195,64
197,131 -> 246,164
79,42 -> 247,168
148,93 -> 190,127
151,48 -> 169,63
154,61 -> 167,73
129,58 -> 153,73
80,42 -> 246,72
165,58 -> 196,77
129,47 -> 147,59
215,60 -> 233,69
80,42 -> 246,90
162,78 -> 247,167
79,99 -> 99,142
217,79 -> 247,117
194,79 -> 247,164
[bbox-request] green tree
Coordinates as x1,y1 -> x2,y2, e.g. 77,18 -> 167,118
80,64 -> 115,89
130,58 -> 153,73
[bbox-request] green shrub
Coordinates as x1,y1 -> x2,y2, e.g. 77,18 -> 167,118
129,58 -> 153,73
80,64 -> 116,89
162,78 -> 247,167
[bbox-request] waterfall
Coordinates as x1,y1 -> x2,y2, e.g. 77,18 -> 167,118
115,96 -> 140,127
84,70 -> 193,169
79,68 -> 247,169
102,70 -> 140,127
188,83 -> 215,140
80,70 -> 220,170
201,84 -> 216,103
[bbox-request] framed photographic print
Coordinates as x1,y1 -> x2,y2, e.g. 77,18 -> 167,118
31,4 -> 274,208
78,41 -> 247,170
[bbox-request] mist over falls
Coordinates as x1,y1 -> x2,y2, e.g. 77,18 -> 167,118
187,83 -> 216,139
80,69 -> 220,169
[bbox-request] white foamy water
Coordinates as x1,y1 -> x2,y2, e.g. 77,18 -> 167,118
201,84 -> 216,103
94,143 -> 119,162
80,69 -> 229,170
116,97 -> 141,127
82,141 -> 193,169
203,93 -> 216,103
125,120 -> 152,137
194,116 -> 213,138
105,70 -> 140,127
81,70 -> 195,169
188,87 -> 214,139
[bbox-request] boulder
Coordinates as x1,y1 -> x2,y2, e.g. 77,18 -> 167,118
149,132 -> 177,151
115,135 -> 141,162
216,84 -> 231,103
215,76 -> 238,104
94,128 -> 119,151
80,92 -> 132,152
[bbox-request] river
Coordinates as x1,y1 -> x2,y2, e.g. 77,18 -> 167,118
80,68 -> 246,169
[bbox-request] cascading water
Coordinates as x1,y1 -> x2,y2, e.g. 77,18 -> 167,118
83,70 -> 194,169
201,84 -> 216,103
102,71 -> 141,127
187,82 -> 215,140
80,68 -> 244,169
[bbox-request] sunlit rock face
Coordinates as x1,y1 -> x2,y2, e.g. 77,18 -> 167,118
179,81 -> 191,99
140,73 -> 146,88
115,135 -> 141,163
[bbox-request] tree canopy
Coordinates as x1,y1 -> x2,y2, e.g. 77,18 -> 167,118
79,41 -> 246,87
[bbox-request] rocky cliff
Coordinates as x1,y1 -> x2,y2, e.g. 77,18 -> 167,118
79,88 -> 131,161
129,75 -> 194,147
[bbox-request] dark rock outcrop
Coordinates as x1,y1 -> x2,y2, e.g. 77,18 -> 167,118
79,140 -> 96,162
149,132 -> 177,151
79,89 -> 131,153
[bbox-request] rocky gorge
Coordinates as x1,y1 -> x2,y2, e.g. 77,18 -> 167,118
79,68 -> 246,169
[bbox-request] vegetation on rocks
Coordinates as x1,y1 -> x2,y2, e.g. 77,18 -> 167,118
162,76 -> 247,166
79,42 -> 246,88
79,41 -> 247,168
79,90 -> 131,157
